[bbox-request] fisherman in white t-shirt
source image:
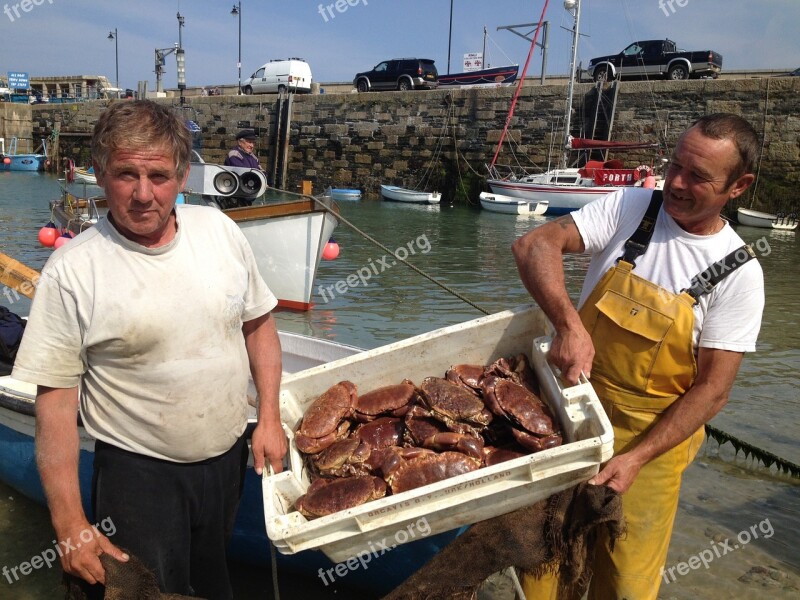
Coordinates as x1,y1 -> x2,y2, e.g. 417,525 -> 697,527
13,100 -> 287,600
512,114 -> 764,600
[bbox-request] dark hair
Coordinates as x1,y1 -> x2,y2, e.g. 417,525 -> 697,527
689,113 -> 759,187
91,100 -> 192,180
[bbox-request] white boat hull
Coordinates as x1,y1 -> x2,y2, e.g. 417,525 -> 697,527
737,208 -> 798,231
479,192 -> 548,215
381,185 -> 441,204
487,177 -> 621,215
226,198 -> 339,311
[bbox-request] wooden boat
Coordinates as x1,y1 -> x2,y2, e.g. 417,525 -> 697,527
325,186 -> 362,201
479,191 -> 548,215
381,185 -> 441,204
72,166 -> 97,185
438,64 -> 519,88
0,136 -> 47,172
737,207 -> 798,231
49,182 -> 338,311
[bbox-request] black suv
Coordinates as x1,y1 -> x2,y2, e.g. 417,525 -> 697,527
354,58 -> 438,92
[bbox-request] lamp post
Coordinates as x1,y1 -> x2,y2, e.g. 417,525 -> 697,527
447,0 -> 453,75
177,12 -> 186,104
107,28 -> 119,89
231,2 -> 241,94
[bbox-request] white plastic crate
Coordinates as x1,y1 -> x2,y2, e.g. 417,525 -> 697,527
263,305 -> 613,563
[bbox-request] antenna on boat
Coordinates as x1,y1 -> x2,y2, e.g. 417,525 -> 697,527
561,0 -> 582,169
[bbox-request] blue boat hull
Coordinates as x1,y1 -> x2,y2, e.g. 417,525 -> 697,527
1,154 -> 46,171
0,416 -> 458,594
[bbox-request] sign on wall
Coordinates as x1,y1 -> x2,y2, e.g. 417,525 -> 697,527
7,72 -> 29,89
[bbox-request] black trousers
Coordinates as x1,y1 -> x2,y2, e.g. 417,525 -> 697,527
84,435 -> 248,600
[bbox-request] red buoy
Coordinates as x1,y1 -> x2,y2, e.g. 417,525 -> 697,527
322,238 -> 340,260
38,225 -> 59,247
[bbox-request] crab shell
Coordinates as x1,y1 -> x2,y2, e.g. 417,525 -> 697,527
385,451 -> 481,495
355,380 -> 417,422
403,404 -> 449,446
444,364 -> 485,396
295,381 -> 358,453
353,416 -> 405,451
481,376 -> 556,437
417,377 -> 493,435
294,475 -> 387,519
485,354 -> 540,395
422,431 -> 484,460
310,437 -> 372,477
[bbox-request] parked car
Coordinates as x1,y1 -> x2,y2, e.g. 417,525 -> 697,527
241,58 -> 312,94
354,58 -> 438,92
773,67 -> 800,77
586,39 -> 722,82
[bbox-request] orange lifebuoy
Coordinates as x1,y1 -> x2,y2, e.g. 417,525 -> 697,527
65,158 -> 75,183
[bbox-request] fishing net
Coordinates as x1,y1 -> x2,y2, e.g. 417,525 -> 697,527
383,482 -> 624,600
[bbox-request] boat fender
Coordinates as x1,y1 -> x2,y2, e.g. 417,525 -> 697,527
643,175 -> 657,189
66,158 -> 75,183
322,238 -> 340,260
38,222 -> 59,247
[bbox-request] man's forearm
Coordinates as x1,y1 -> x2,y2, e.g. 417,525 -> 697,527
35,386 -> 88,535
243,313 -> 282,426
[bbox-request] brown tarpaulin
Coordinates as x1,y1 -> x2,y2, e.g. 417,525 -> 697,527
383,483 -> 624,600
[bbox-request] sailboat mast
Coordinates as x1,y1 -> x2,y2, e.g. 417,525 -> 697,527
561,0 -> 582,169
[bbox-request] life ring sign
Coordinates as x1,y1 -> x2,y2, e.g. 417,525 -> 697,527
635,165 -> 651,181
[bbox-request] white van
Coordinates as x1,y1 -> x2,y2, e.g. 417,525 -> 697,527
241,58 -> 312,94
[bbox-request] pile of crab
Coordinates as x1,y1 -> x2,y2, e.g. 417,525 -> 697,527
292,354 -> 563,519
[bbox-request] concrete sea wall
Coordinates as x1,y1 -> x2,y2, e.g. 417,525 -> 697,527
27,77 -> 800,210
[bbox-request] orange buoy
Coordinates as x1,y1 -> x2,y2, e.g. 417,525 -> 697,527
322,238 -> 340,260
38,224 -> 59,247
643,175 -> 657,189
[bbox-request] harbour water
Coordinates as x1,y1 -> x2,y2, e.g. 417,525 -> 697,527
1,172 -> 798,598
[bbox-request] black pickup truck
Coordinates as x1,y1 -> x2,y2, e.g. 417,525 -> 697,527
586,39 -> 722,82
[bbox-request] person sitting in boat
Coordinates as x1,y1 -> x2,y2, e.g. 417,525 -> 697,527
225,128 -> 262,171
512,113 -> 764,600
222,128 -> 270,208
12,100 -> 287,600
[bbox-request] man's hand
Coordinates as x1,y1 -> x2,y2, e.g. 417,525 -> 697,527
550,324 -> 595,385
251,419 -> 288,475
55,521 -> 129,585
588,452 -> 644,494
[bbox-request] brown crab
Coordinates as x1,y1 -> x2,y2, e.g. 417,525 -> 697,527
294,381 -> 358,454
485,354 -> 540,395
355,380 -> 417,422
444,364 -> 486,396
353,416 -> 405,451
294,475 -> 387,519
417,377 -> 493,437
309,437 -> 372,477
481,375 -> 562,453
384,450 -> 481,495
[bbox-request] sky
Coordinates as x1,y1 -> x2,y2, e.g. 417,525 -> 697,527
1,0 -> 798,90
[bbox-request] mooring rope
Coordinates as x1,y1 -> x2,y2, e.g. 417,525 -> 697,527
705,424 -> 800,478
315,198 -> 491,315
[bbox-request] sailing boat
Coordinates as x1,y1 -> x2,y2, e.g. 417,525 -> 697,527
485,0 -> 661,215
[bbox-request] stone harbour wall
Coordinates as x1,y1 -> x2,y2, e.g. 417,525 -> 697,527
30,77 -> 800,209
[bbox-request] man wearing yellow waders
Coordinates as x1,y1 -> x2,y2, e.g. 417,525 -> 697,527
512,113 -> 765,599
